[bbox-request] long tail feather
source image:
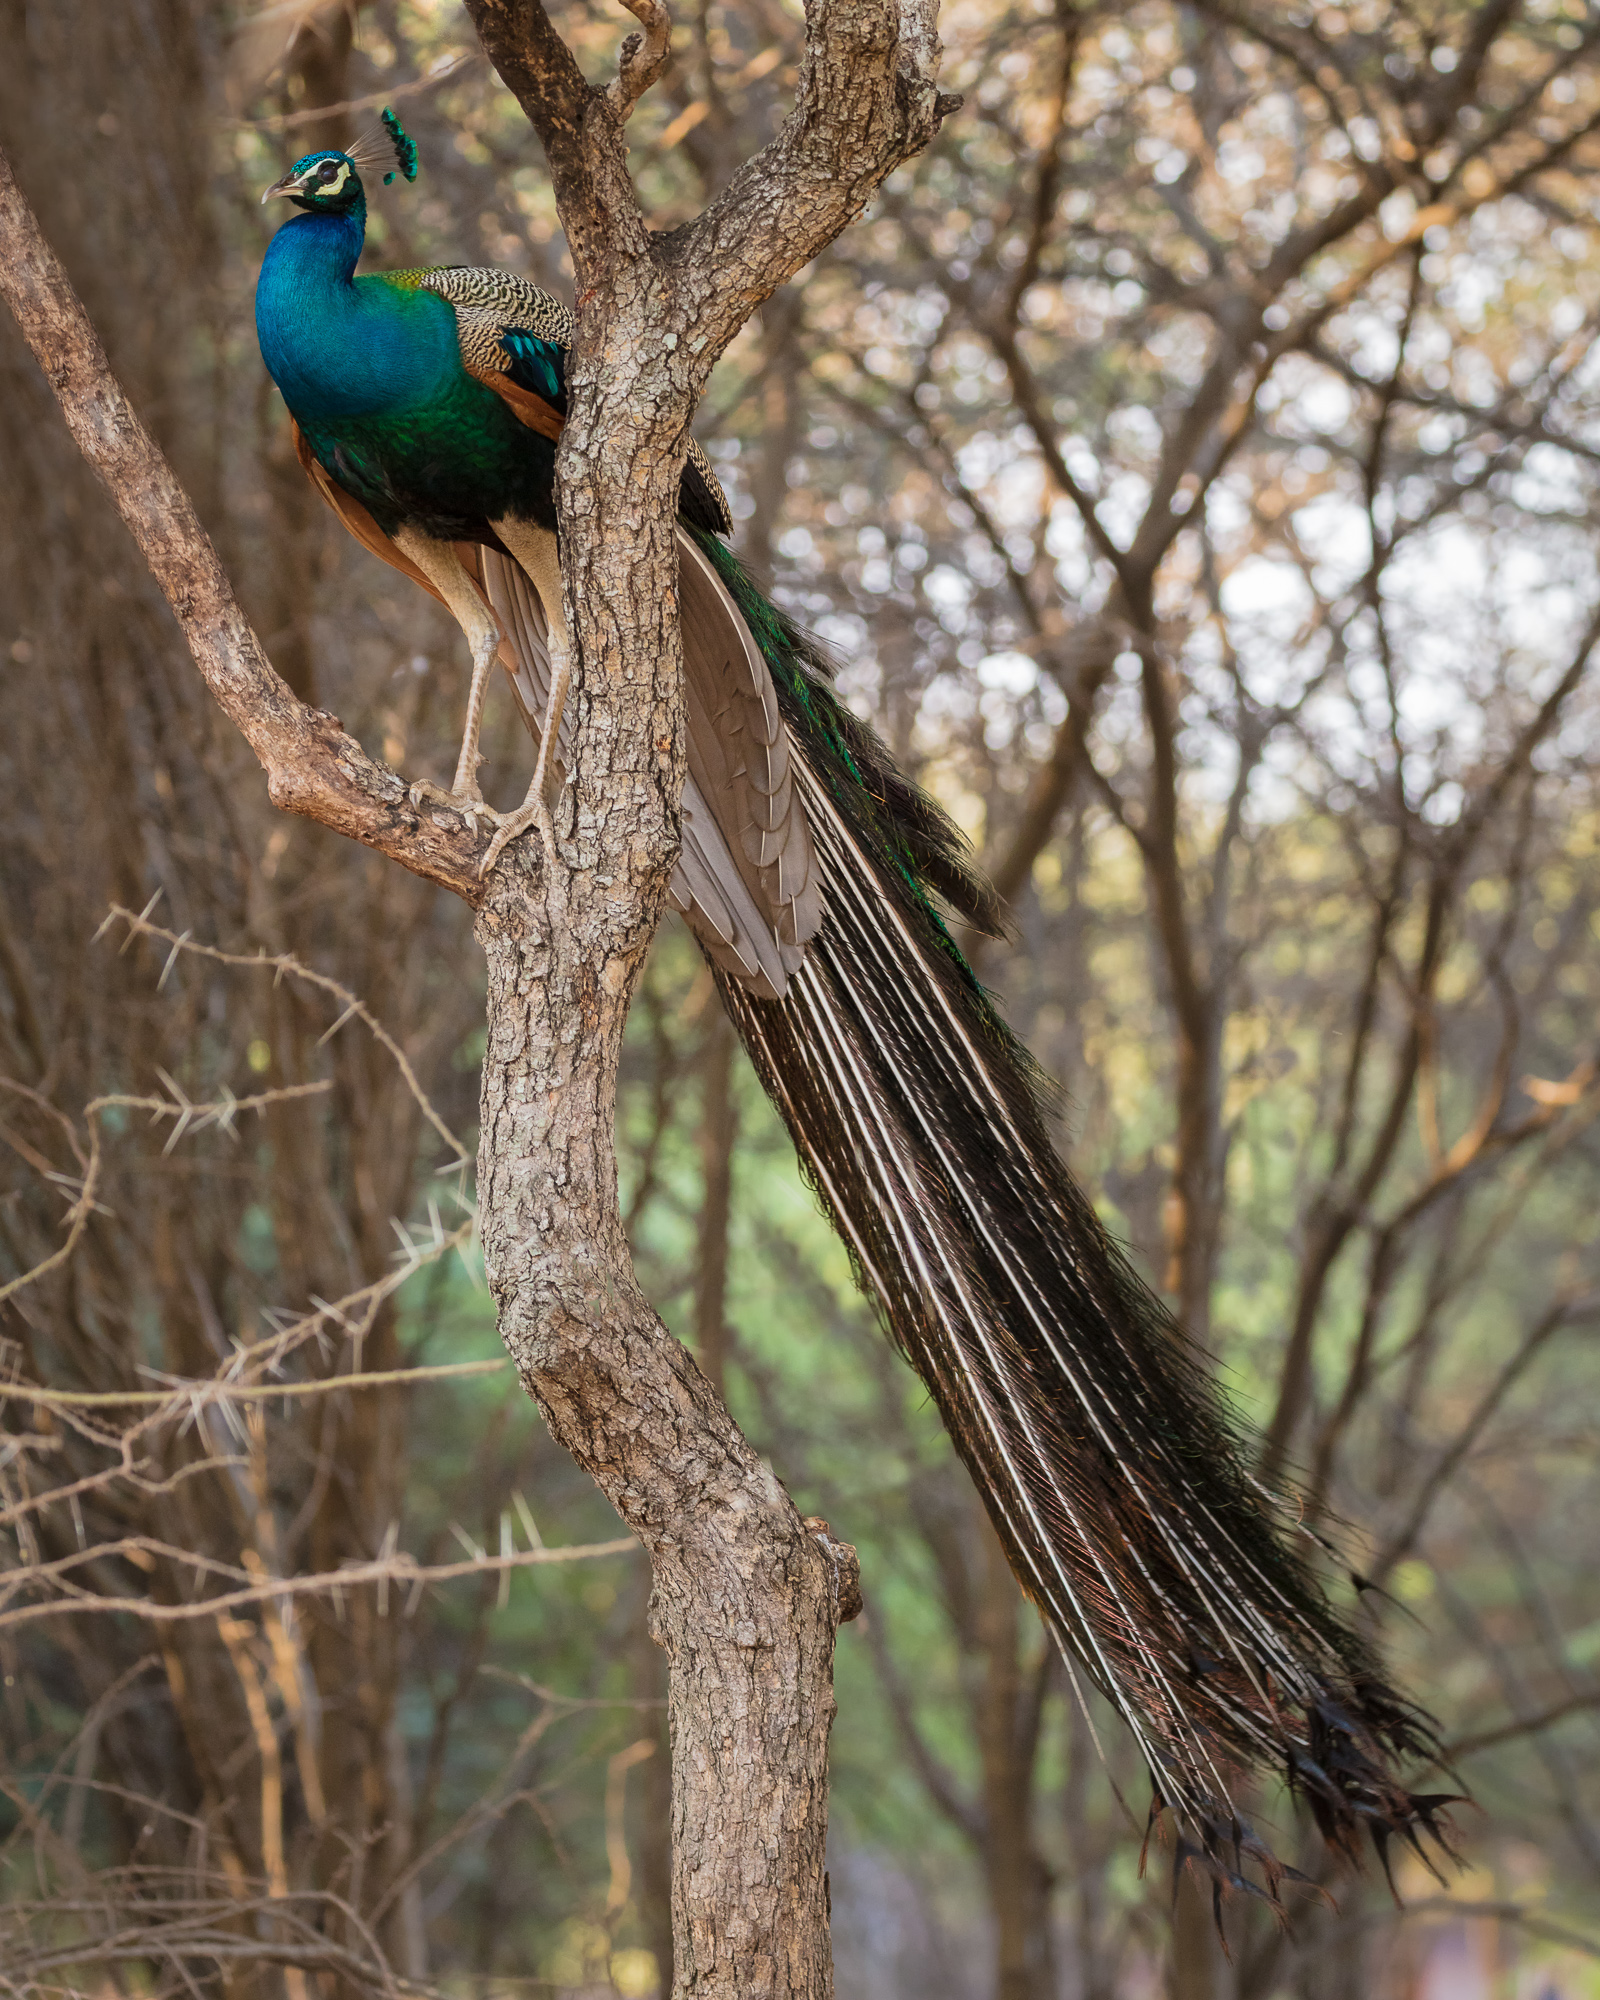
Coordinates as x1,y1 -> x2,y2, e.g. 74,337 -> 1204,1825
691,529 -> 1454,1897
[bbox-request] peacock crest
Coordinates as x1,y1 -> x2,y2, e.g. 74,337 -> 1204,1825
262,110 -> 419,213
377,108 -> 418,184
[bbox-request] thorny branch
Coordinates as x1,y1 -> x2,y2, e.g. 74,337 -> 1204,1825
0,920 -> 637,1993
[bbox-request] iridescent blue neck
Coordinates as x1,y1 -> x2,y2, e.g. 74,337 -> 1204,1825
256,203 -> 371,419
261,199 -> 365,289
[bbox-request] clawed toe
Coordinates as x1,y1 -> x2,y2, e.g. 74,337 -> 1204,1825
408,775 -> 554,876
479,799 -> 548,877
408,777 -> 498,831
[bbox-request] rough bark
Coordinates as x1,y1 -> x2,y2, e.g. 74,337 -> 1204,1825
453,7 -> 950,1987
477,888 -> 841,1994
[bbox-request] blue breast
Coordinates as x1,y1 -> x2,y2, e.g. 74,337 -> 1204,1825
255,209 -> 460,422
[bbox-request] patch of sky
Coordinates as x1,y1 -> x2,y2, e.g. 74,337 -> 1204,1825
815,612 -> 868,661
976,650 -> 1036,699
1044,522 -> 1097,604
1106,403 -> 1162,458
961,537 -> 1009,591
1349,116 -> 1382,162
909,285 -> 949,337
1245,191 -> 1299,247
1287,489 -> 1371,593
1217,141 -> 1266,185
1180,721 -> 1242,810
1093,674 -> 1146,752
978,697 -> 1018,752
832,649 -> 880,719
1218,552 -> 1313,638
1551,704 -> 1600,769
1508,441 -> 1592,518
1332,305 -> 1404,384
1002,530 -> 1034,571
952,429 -> 1005,484
1416,413 -> 1461,455
1249,732 -> 1316,826
1291,371 -> 1353,436
1234,628 -> 1326,719
969,445 -> 1046,533
921,565 -> 973,628
1564,340 -> 1600,406
1395,660 -> 1477,743
1203,478 -> 1250,537
1297,690 -> 1373,790
1145,315 -> 1210,389
1390,525 -> 1583,678
1379,189 -> 1419,243
1420,779 -> 1466,827
915,673 -> 978,747
1099,471 -> 1152,547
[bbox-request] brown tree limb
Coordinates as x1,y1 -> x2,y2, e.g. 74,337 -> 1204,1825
422,5 -> 954,1994
1448,1689 -> 1600,1762
0,144 -> 489,906
1369,1292 -> 1600,1591
1263,603 -> 1600,1478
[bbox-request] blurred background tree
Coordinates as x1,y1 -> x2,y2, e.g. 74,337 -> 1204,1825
4,1 -> 1600,1996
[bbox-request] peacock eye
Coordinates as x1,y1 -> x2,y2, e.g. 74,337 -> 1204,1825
317,161 -> 339,184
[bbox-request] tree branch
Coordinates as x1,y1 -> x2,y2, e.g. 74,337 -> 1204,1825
607,0 -> 674,119
466,0 -> 954,367
0,143 -> 491,906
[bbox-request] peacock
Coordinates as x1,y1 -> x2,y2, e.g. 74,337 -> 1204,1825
255,114 -> 1455,1911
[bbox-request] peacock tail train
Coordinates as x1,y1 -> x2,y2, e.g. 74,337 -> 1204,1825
678,533 -> 1457,1909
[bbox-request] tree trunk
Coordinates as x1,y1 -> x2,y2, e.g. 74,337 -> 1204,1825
976,1522 -> 1055,2000
476,894 -> 843,1997
1169,1868 -> 1224,2000
632,1585 -> 676,1999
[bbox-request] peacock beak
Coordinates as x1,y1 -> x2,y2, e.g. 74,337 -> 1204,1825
260,172 -> 303,205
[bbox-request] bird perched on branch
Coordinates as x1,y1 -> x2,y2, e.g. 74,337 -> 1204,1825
256,116 -> 1456,1916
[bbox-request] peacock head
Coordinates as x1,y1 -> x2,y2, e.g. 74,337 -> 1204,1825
261,109 -> 418,214
261,150 -> 366,214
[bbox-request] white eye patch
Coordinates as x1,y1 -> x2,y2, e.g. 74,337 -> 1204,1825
306,160 -> 351,197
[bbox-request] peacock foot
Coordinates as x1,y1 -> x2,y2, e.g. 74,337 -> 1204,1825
407,776 -> 498,832
478,791 -> 554,878
408,777 -> 556,877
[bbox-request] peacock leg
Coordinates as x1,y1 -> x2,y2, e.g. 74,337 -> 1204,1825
390,525 -> 502,819
479,517 -> 569,875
